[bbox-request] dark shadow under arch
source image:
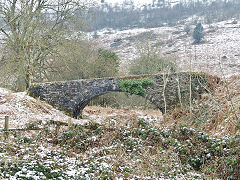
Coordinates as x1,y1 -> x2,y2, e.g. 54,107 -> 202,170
72,91 -> 159,119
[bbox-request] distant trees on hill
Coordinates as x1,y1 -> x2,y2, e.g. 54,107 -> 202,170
84,0 -> 240,31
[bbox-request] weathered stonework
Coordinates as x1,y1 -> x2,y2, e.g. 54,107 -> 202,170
28,72 -> 220,118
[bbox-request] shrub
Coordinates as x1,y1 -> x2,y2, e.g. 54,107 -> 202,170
129,54 -> 176,75
90,48 -> 119,78
48,41 -> 119,81
193,23 -> 204,44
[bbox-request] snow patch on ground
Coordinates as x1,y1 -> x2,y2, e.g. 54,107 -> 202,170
0,88 -> 72,129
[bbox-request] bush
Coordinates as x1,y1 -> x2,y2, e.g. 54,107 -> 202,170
47,40 -> 119,81
129,50 -> 177,75
193,23 -> 204,44
90,48 -> 119,78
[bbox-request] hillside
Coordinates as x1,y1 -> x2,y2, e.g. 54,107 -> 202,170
92,19 -> 240,78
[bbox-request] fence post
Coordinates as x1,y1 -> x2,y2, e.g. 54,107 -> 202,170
55,122 -> 60,136
4,116 -> 9,140
4,116 -> 9,131
68,118 -> 72,130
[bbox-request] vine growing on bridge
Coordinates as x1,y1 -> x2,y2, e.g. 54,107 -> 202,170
119,78 -> 154,96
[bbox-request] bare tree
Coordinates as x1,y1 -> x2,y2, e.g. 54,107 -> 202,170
0,0 -> 91,91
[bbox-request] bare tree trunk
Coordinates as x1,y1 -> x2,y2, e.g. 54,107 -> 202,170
0,0 -> 88,91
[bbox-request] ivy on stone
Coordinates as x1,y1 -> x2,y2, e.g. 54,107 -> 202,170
119,78 -> 154,96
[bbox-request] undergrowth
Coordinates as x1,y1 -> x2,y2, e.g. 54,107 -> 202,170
0,118 -> 239,179
166,75 -> 240,136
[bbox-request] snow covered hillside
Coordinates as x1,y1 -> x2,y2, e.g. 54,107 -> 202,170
92,19 -> 240,78
0,88 -> 71,129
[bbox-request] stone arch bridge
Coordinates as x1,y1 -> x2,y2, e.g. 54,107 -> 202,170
28,72 -> 220,118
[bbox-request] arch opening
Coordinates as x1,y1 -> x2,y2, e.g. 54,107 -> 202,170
73,91 -> 159,119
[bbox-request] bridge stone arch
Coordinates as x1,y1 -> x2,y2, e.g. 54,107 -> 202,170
28,72 -> 220,118
71,78 -> 122,118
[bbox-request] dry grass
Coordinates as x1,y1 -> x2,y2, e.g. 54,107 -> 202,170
163,75 -> 240,136
82,75 -> 239,137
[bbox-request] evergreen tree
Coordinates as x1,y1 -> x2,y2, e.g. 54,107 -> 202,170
193,23 -> 204,43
